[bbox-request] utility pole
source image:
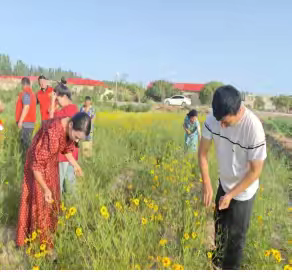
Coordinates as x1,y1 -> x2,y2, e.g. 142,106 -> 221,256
115,72 -> 119,103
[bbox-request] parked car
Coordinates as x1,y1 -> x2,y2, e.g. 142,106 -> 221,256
164,95 -> 191,106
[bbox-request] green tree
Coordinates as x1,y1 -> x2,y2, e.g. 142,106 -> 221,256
0,54 -> 13,74
253,96 -> 265,110
199,81 -> 224,105
145,80 -> 178,102
14,60 -> 29,76
271,95 -> 292,113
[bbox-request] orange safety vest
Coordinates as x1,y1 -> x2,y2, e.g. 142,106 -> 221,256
15,87 -> 37,123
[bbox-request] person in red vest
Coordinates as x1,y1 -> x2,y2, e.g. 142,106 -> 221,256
15,77 -> 37,160
37,75 -> 54,123
51,82 -> 79,196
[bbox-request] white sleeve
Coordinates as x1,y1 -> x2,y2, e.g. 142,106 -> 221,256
247,121 -> 267,161
202,113 -> 214,140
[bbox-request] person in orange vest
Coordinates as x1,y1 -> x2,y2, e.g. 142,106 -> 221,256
36,75 -> 55,124
15,77 -> 37,160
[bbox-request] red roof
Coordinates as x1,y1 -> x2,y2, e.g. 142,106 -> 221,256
147,82 -> 204,93
0,75 -> 106,87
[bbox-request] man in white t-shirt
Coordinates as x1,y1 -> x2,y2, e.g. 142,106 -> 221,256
198,85 -> 267,270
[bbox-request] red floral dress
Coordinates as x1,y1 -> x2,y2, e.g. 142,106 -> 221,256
16,118 -> 75,248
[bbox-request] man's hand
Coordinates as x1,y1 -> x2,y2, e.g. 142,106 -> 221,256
219,193 -> 232,210
203,181 -> 213,207
18,122 -> 23,129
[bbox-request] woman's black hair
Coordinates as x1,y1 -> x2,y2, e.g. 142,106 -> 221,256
187,109 -> 198,118
54,83 -> 72,100
71,112 -> 91,137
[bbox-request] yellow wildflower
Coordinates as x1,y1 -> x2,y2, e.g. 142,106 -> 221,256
157,213 -> 163,221
150,170 -> 155,175
115,202 -> 123,211
37,229 -> 42,234
207,252 -> 213,259
153,175 -> 158,181
133,199 -> 140,206
144,198 -> 149,204
284,264 -> 292,270
26,247 -> 32,255
193,196 -> 198,202
184,233 -> 190,240
34,252 -> 41,259
148,203 -> 154,209
289,207 -> 292,212
195,221 -> 201,226
127,184 -> 133,190
69,207 -> 77,216
192,232 -> 197,239
76,227 -> 83,237
172,264 -> 184,270
162,257 -> 171,267
153,204 -> 159,212
193,210 -> 199,217
134,264 -> 141,270
102,212 -> 110,219
32,266 -> 40,270
141,217 -> 148,225
100,205 -> 108,215
65,212 -> 71,220
24,238 -> 30,244
61,202 -> 66,211
31,231 -> 37,241
264,250 -> 271,257
40,244 -> 46,251
159,239 -> 168,246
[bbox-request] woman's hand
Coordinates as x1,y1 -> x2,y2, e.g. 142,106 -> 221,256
44,188 -> 53,203
74,164 -> 84,177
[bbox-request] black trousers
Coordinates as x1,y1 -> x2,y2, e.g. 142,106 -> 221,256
214,182 -> 256,270
20,127 -> 34,162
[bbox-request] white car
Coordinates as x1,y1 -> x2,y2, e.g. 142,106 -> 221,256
164,95 -> 191,106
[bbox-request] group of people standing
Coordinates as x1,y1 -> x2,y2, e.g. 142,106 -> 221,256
14,76 -> 95,256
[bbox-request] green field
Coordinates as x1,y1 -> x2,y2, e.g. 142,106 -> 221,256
0,93 -> 291,270
264,117 -> 292,138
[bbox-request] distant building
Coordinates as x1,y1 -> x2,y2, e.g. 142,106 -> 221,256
242,93 -> 276,111
0,75 -> 106,92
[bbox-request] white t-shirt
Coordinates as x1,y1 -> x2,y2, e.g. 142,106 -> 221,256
202,107 -> 267,201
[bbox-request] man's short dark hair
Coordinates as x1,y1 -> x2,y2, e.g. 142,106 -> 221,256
21,77 -> 30,86
38,75 -> 47,81
85,96 -> 91,101
212,85 -> 242,121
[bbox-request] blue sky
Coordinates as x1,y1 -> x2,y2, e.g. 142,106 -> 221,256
0,0 -> 291,95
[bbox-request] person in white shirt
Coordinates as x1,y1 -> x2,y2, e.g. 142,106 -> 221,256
198,85 -> 267,270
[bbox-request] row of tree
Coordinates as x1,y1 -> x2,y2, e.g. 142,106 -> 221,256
0,54 -> 80,79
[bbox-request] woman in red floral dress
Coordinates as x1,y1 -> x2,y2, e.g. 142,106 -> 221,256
16,112 -> 91,252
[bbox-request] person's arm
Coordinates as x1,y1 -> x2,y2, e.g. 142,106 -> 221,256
183,117 -> 191,134
18,93 -> 30,129
49,92 -> 56,118
33,170 -> 53,203
198,137 -> 213,207
219,121 -> 267,210
65,152 -> 83,176
197,120 -> 201,140
219,160 -> 264,208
